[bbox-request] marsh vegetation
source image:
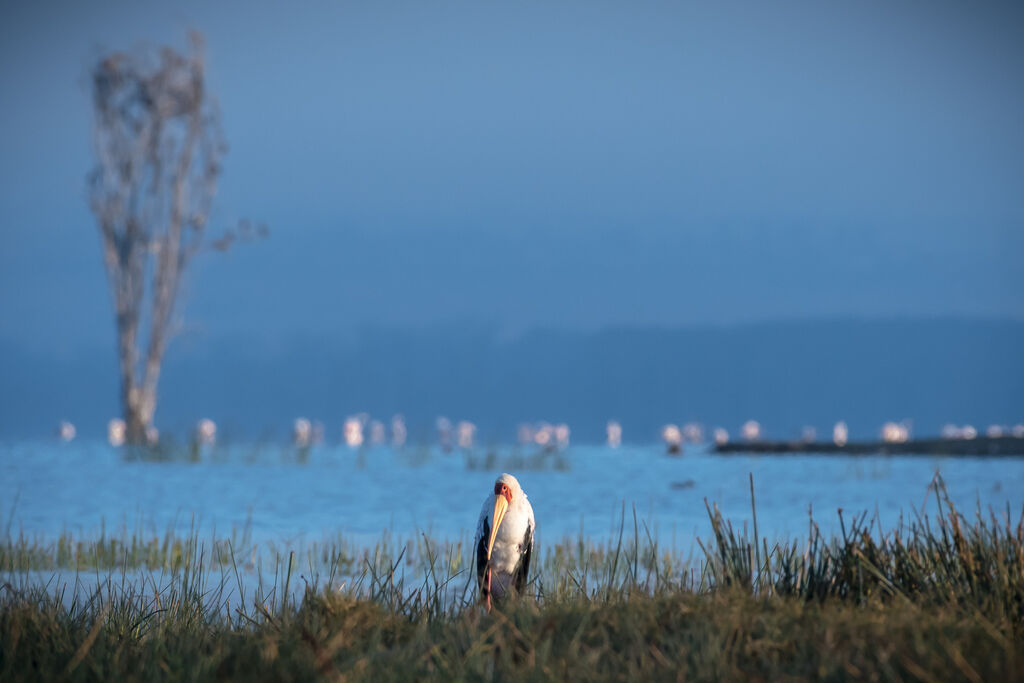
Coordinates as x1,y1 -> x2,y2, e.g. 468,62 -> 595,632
2,477 -> 1022,680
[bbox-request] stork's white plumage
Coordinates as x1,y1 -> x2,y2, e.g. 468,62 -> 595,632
475,473 -> 535,608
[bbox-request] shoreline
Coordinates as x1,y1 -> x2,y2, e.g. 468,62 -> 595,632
713,435 -> 1024,456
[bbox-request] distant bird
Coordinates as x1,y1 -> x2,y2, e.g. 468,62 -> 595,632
881,421 -> 910,443
606,420 -> 622,448
196,418 -> 217,446
554,423 -> 571,450
475,473 -> 535,609
437,416 -> 453,451
457,420 -> 476,449
833,421 -> 849,447
108,418 -> 126,447
533,423 -> 555,450
662,424 -> 682,454
57,420 -> 76,443
391,414 -> 407,447
293,418 -> 312,447
343,415 -> 366,448
682,423 -> 704,444
742,420 -> 762,442
368,420 -> 387,445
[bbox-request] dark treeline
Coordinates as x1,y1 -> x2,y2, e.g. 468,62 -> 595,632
2,318 -> 1022,442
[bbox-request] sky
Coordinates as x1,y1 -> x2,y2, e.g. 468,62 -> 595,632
1,0 -> 1023,354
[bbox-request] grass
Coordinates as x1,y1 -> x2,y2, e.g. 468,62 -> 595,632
1,476 -> 1022,681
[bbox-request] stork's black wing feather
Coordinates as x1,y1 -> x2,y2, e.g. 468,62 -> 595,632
514,521 -> 534,595
476,517 -> 490,596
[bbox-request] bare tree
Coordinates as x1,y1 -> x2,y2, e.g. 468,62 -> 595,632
89,33 -> 252,445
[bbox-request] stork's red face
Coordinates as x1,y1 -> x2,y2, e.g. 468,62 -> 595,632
487,480 -> 514,559
494,482 -> 513,503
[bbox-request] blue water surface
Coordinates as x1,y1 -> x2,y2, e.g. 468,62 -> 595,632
2,441 -> 1022,551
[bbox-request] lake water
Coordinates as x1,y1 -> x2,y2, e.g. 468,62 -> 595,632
3,440 -> 1023,552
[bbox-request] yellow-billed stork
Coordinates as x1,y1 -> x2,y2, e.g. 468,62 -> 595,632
475,473 -> 535,608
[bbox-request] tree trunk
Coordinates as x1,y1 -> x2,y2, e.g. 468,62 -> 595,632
116,308 -> 154,444
90,36 -> 230,446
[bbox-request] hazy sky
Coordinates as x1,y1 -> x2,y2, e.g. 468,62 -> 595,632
2,0 -> 1023,353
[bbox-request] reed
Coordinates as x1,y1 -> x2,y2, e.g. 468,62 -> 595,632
1,477 -> 1021,680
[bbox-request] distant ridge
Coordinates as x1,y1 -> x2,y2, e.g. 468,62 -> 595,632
1,318 -> 1022,442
